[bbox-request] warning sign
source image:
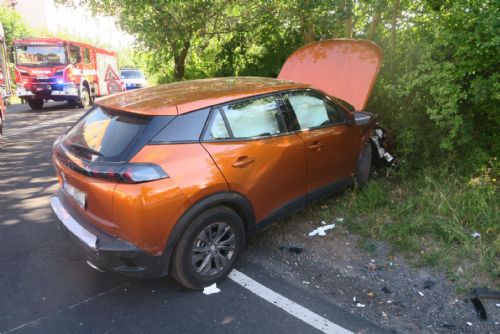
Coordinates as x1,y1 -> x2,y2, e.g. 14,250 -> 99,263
104,66 -> 120,81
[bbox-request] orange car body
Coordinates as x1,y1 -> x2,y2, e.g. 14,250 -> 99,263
50,40 -> 382,278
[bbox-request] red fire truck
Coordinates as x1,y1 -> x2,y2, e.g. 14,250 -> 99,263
14,38 -> 123,110
0,23 -> 12,136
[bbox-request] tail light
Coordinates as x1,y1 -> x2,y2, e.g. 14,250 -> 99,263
88,163 -> 168,183
56,151 -> 168,183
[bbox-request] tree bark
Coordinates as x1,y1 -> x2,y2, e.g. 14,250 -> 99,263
300,15 -> 316,43
366,10 -> 382,40
173,40 -> 191,81
343,0 -> 353,38
391,0 -> 400,51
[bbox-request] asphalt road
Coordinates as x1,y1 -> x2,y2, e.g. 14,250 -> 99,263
0,102 -> 392,334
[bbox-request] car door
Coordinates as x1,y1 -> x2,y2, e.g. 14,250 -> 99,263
282,90 -> 359,198
201,94 -> 307,223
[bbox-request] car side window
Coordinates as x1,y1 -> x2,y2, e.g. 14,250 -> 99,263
324,98 -> 348,124
221,96 -> 284,139
205,109 -> 230,140
285,91 -> 347,129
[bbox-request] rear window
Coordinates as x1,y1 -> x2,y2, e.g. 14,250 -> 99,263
62,105 -> 151,162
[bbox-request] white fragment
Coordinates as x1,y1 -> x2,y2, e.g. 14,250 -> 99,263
387,300 -> 392,304
203,283 -> 221,295
321,220 -> 326,225
302,281 -> 310,285
336,217 -> 344,222
370,259 -> 376,263
466,322 -> 473,326
356,303 -> 366,308
471,232 -> 481,239
496,303 -> 500,308
353,297 -> 357,302
418,291 -> 424,297
308,223 -> 336,237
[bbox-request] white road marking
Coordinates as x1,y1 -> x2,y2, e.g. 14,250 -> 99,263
228,270 -> 353,334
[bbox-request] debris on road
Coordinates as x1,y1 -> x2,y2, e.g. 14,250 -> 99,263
418,291 -> 425,297
356,303 -> 366,308
471,232 -> 481,239
366,262 -> 378,271
288,246 -> 303,254
308,223 -> 336,237
470,298 -> 487,320
466,322 -> 473,326
381,286 -> 392,294
423,280 -> 435,290
203,283 -> 221,295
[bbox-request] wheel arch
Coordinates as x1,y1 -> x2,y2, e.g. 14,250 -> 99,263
161,191 -> 256,272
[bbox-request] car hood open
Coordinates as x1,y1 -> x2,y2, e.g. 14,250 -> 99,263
278,39 -> 382,111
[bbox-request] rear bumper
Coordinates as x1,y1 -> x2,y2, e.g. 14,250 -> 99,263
50,190 -> 167,278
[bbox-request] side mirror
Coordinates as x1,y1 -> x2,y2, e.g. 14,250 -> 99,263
354,111 -> 373,126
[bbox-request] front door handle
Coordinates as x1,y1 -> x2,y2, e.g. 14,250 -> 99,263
308,141 -> 324,151
232,156 -> 255,168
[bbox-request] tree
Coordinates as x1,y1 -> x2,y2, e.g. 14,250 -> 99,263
60,0 -> 233,80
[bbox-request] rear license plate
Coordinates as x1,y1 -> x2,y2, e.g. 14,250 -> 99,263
63,181 -> 87,209
36,76 -> 49,80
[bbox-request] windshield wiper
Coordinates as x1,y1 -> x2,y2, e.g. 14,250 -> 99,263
69,143 -> 103,156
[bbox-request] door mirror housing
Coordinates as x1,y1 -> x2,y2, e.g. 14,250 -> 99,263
354,111 -> 372,126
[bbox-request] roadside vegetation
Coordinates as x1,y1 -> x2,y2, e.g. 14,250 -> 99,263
37,0 -> 500,287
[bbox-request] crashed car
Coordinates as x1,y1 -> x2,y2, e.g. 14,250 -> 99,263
50,39 -> 392,289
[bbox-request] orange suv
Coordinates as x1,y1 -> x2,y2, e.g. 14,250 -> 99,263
51,40 -> 382,289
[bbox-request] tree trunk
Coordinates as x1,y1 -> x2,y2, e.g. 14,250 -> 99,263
343,0 -> 353,38
173,40 -> 191,81
366,11 -> 382,40
299,14 -> 315,43
391,0 -> 400,51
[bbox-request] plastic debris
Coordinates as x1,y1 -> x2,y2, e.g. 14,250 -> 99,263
418,291 -> 425,297
423,280 -> 435,290
353,297 -> 357,302
280,246 -> 303,254
470,298 -> 487,320
381,286 -> 392,294
308,223 -> 336,237
471,232 -> 481,239
496,303 -> 500,308
466,322 -> 473,326
203,283 -> 221,295
356,303 -> 366,308
381,311 -> 388,319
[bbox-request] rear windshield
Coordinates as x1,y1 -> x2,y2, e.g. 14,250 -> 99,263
62,106 -> 151,162
120,70 -> 144,79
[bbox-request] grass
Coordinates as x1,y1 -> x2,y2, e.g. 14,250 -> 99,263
310,171 -> 499,290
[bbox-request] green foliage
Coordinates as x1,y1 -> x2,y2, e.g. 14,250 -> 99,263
0,5 -> 31,46
319,174 -> 500,288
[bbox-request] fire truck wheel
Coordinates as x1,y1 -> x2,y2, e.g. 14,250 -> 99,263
27,99 -> 44,110
78,87 -> 91,109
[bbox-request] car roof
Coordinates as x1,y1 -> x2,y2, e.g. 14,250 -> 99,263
96,76 -> 312,115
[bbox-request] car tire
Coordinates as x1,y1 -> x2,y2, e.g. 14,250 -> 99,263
170,206 -> 245,289
356,142 -> 372,186
27,98 -> 44,110
78,87 -> 91,109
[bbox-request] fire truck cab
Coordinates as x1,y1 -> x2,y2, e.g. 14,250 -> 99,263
14,38 -> 122,110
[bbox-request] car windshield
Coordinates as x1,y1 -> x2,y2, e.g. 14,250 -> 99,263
15,45 -> 67,66
121,70 -> 144,79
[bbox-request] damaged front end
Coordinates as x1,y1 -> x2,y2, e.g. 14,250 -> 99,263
354,111 -> 396,168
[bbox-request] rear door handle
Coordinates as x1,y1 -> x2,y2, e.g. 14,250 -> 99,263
232,156 -> 255,168
308,141 -> 324,151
